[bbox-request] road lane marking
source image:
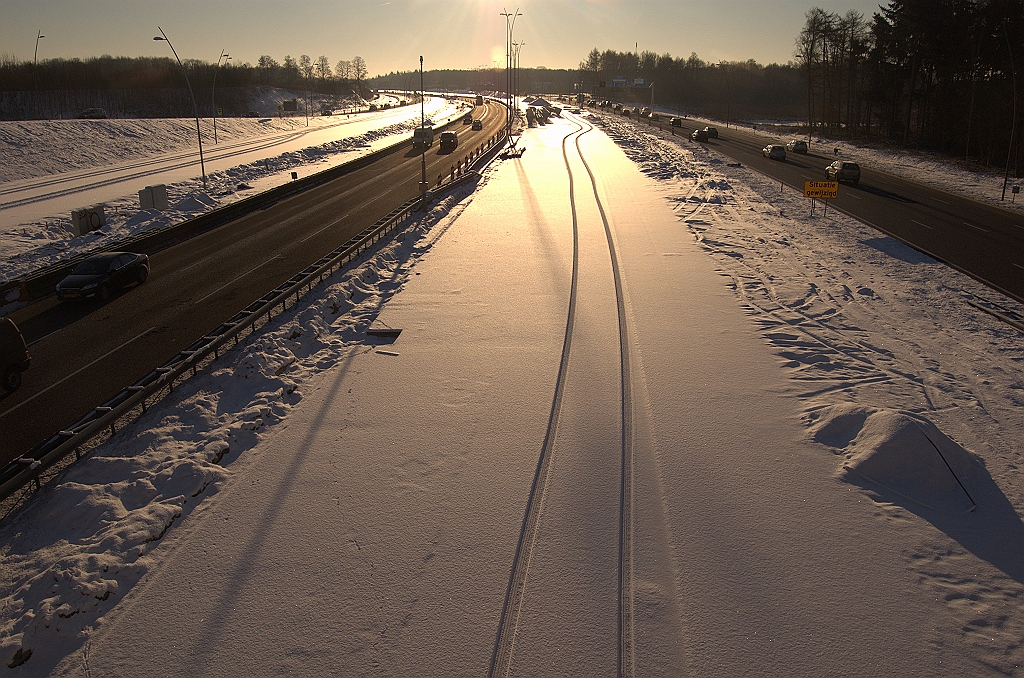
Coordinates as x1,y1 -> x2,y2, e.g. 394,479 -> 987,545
849,193 -> 862,199
1015,263 -> 1024,271
964,221 -> 989,233
195,256 -> 282,303
934,197 -> 949,204
299,217 -> 348,244
911,219 -> 933,230
1,327 -> 157,419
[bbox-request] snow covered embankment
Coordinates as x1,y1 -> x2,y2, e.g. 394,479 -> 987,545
591,110 -> 1024,675
0,184 -> 482,675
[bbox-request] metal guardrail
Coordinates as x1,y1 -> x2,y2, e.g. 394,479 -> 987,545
0,126 -> 510,506
1,101 -> 476,302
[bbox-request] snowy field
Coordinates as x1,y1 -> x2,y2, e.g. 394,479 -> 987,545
0,95 -> 469,303
0,110 -> 1022,675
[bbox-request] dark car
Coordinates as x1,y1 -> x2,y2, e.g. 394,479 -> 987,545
826,160 -> 861,184
77,108 -> 109,119
670,117 -> 683,127
1,318 -> 31,392
691,128 -> 710,142
462,112 -> 474,124
56,252 -> 149,302
704,126 -> 719,139
763,144 -> 787,160
472,119 -> 483,131
439,131 -> 459,153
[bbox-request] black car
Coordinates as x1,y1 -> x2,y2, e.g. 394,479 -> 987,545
1,317 -> 30,392
691,128 -> 710,142
670,117 -> 683,127
56,252 -> 149,302
704,126 -> 719,139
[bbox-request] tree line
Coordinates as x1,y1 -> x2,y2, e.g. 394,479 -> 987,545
798,0 -> 1021,170
579,0 -> 1022,172
0,53 -> 371,120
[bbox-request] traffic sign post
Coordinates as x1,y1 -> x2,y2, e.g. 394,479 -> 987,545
805,181 -> 838,216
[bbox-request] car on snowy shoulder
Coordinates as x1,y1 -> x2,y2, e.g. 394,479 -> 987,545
826,160 -> 861,184
55,252 -> 150,302
763,144 -> 787,160
691,128 -> 709,142
786,139 -> 809,154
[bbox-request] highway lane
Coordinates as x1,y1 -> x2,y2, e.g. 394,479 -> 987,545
0,102 -> 506,465
626,113 -> 1024,303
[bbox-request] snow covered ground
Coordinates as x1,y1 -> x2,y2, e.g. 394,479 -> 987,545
0,96 -> 469,303
0,109 -> 1022,675
658,108 -> 1024,217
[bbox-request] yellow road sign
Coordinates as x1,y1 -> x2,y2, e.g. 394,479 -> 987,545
804,181 -> 838,199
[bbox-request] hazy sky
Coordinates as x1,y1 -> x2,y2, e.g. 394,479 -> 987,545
2,1 -> 884,75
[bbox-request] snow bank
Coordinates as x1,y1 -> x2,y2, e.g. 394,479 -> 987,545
808,403 -> 982,513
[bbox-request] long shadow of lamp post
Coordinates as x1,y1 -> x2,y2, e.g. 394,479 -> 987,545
154,27 -> 207,187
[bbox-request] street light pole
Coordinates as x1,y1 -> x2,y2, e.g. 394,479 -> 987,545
33,30 -> 45,118
154,27 -> 207,187
419,55 -> 428,209
997,25 -> 1018,201
501,8 -> 521,140
212,49 -> 231,144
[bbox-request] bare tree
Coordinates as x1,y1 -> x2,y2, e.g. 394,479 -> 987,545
315,55 -> 332,91
352,56 -> 367,88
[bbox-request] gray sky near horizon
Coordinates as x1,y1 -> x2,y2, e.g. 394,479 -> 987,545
2,1 -> 884,76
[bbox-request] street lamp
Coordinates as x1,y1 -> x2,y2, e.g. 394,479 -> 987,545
995,24 -> 1018,201
33,30 -> 45,117
501,8 -> 522,139
154,27 -> 207,187
212,50 -> 231,144
419,55 -> 428,209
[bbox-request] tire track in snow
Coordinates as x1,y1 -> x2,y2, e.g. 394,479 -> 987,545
489,119 -> 584,678
576,119 -> 636,678
489,116 -> 636,678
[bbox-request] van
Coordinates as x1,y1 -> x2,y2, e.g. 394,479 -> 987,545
412,125 -> 434,149
1,317 -> 31,392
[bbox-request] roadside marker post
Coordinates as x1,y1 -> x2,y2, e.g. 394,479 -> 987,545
805,180 -> 838,217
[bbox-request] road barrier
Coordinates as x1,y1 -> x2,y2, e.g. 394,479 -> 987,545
1,99 -> 482,303
0,118 -> 509,511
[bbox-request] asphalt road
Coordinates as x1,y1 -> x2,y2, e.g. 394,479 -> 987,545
0,102 -> 506,465
628,112 -> 1024,303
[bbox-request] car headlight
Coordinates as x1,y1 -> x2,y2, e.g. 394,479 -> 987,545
82,283 -> 98,290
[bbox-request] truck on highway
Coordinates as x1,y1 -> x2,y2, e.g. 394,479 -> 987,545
412,125 -> 434,150
475,94 -> 484,106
